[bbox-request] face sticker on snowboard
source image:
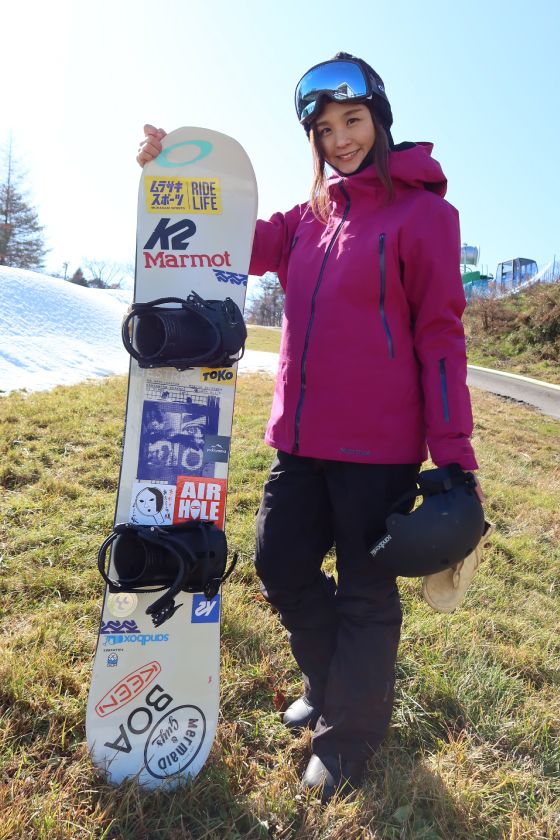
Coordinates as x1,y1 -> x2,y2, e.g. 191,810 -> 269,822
129,482 -> 176,526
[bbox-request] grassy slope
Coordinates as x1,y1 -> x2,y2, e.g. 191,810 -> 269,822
0,347 -> 558,838
246,326 -> 282,354
463,283 -> 560,384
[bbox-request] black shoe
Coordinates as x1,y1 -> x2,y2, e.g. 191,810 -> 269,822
282,697 -> 320,732
301,753 -> 365,803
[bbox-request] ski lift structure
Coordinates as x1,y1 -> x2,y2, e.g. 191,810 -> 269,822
460,244 -> 494,301
495,257 -> 538,289
460,245 -> 545,302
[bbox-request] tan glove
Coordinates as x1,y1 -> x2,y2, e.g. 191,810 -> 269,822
422,521 -> 494,613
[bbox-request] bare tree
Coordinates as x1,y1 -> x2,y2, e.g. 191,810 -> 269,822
246,272 -> 285,326
82,259 -> 132,289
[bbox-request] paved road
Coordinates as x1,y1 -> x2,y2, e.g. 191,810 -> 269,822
240,352 -> 560,422
467,365 -> 560,420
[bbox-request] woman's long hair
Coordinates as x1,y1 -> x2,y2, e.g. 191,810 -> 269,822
308,107 -> 394,222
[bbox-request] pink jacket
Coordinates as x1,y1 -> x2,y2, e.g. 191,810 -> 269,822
249,143 -> 478,471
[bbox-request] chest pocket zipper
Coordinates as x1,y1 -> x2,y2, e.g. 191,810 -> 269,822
379,233 -> 394,359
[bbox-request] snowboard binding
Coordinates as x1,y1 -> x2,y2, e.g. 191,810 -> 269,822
98,521 -> 236,627
122,291 -> 247,370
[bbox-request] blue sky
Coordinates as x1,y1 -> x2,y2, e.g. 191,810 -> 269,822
3,0 -> 559,282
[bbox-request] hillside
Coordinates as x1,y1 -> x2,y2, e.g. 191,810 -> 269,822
0,267 -> 130,393
464,281 -> 560,384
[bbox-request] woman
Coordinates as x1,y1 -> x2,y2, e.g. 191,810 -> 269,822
137,52 -> 482,801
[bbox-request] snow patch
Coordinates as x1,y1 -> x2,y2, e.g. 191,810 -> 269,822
0,266 -> 277,393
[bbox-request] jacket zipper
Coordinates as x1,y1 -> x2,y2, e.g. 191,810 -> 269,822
293,182 -> 351,453
439,358 -> 450,422
379,233 -> 394,359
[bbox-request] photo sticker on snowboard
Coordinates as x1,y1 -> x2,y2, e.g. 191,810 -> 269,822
173,476 -> 227,529
138,397 -> 220,483
145,177 -> 221,215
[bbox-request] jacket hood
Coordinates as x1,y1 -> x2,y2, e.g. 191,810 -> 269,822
328,142 -> 448,198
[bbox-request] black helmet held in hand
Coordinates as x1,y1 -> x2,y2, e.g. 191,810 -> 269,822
369,464 -> 485,577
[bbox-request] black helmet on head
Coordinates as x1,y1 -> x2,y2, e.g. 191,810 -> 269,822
369,464 -> 486,577
334,51 -> 393,133
295,51 -> 394,145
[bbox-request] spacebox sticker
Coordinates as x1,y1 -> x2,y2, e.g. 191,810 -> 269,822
129,482 -> 176,526
173,477 -> 227,528
137,397 -> 220,483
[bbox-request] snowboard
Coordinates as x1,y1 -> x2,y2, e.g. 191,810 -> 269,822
86,128 -> 257,788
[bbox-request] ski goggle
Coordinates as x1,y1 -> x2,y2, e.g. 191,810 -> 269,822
295,59 -> 381,125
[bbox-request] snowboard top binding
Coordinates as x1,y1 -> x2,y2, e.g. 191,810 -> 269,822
122,290 -> 247,371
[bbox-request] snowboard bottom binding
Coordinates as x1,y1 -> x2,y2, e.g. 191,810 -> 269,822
121,291 -> 247,370
98,521 -> 236,627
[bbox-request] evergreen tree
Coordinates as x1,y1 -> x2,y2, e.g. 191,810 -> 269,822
70,267 -> 88,286
0,139 -> 47,270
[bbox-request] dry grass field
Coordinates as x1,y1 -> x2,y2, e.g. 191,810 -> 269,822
0,324 -> 558,837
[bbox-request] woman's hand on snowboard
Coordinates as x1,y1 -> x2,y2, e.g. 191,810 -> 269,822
137,124 -> 167,167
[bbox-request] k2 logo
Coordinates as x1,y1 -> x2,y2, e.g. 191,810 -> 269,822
144,218 -> 197,250
191,594 -> 220,623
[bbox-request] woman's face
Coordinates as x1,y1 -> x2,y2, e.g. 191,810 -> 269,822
314,101 -> 376,174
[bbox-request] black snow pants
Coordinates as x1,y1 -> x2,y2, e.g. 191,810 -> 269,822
255,451 -> 420,762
